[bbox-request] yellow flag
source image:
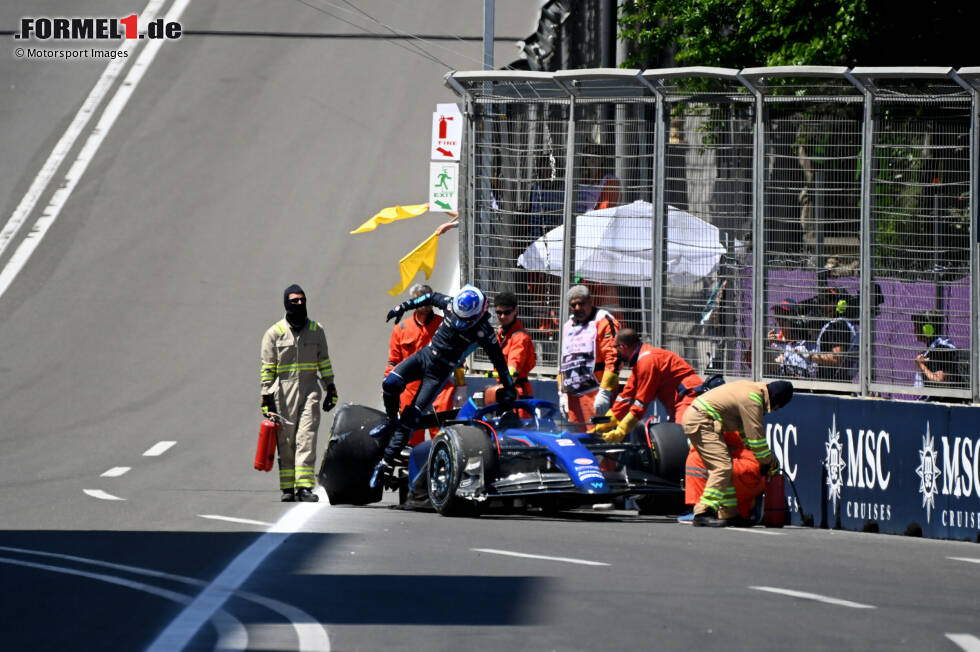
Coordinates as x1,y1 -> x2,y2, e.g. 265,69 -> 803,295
350,204 -> 429,234
389,232 -> 439,296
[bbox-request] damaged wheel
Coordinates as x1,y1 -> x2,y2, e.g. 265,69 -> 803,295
318,404 -> 386,505
427,425 -> 494,516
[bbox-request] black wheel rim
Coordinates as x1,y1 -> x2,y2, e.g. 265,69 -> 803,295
429,443 -> 453,504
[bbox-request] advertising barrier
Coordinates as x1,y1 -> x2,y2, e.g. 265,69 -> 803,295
468,376 -> 980,542
769,394 -> 980,542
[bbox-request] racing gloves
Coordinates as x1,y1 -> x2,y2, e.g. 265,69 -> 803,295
601,411 -> 638,444
322,383 -> 338,412
498,385 -> 518,405
386,298 -> 418,324
386,305 -> 406,324
592,370 -> 619,416
261,394 -> 276,417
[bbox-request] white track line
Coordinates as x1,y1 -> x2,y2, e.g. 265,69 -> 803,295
0,0 -> 165,265
947,634 -> 980,652
0,555 -> 246,649
0,0 -> 191,300
100,466 -> 131,478
146,500 -> 329,652
143,440 -> 176,456
83,489 -> 125,501
725,527 -> 785,536
750,586 -> 875,609
948,557 -> 980,565
0,545 -> 330,651
472,548 -> 609,567
199,514 -> 273,527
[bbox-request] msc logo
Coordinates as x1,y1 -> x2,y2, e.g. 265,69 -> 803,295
766,422 -> 798,481
937,434 -> 980,498
916,424 -> 941,524
824,415 -> 846,514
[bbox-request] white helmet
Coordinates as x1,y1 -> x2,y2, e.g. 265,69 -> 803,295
449,284 -> 488,329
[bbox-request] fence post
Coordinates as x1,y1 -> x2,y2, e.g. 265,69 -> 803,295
953,69 -> 980,402
639,74 -> 666,348
557,85 -> 577,344
847,71 -> 874,397
738,73 -> 765,382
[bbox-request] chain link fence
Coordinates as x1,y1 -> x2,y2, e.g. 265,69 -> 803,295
445,66 -> 980,402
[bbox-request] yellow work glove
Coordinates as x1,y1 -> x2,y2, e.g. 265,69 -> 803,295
592,410 -> 618,434
602,412 -> 638,443
599,370 -> 619,391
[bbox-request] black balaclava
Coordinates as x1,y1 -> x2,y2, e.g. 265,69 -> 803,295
766,381 -> 794,410
283,284 -> 308,329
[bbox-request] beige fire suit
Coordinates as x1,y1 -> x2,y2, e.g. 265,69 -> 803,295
261,318 -> 334,490
681,380 -> 775,519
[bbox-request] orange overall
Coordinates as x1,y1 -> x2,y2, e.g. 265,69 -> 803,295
611,343 -> 702,424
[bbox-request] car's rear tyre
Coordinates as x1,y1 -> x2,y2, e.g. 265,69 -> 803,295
648,422 -> 689,483
427,425 -> 494,516
635,422 -> 690,515
318,404 -> 386,505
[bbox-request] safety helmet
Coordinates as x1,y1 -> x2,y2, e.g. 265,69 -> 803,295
449,284 -> 488,330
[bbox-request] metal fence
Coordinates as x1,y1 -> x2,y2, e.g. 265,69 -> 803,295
444,66 -> 980,402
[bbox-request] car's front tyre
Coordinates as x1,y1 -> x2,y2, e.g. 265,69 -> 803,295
427,425 -> 494,516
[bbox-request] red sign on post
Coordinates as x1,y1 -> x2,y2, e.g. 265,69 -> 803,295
431,103 -> 462,161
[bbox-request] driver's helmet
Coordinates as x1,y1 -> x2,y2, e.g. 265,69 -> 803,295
448,284 -> 488,330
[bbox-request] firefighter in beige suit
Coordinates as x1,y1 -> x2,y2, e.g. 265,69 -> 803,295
261,285 -> 338,502
682,379 -> 793,526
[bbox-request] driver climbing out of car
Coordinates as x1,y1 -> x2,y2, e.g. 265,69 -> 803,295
682,380 -> 793,527
370,284 -> 517,489
593,329 -> 706,442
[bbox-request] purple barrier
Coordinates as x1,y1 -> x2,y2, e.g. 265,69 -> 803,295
756,269 -> 970,396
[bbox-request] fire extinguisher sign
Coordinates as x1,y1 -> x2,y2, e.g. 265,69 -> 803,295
431,103 -> 462,161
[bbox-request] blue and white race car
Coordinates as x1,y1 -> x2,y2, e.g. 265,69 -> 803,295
318,398 -> 689,516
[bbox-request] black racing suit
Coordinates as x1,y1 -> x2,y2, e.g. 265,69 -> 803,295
380,292 -> 515,464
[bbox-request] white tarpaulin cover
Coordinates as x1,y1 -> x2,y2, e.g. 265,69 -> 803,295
517,201 -> 726,286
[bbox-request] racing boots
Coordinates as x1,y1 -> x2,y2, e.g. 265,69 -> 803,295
369,419 -> 400,446
296,487 -> 319,502
369,459 -> 394,490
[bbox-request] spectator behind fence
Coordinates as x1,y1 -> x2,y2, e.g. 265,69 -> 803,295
913,310 -> 967,399
809,288 -> 858,383
767,299 -> 815,379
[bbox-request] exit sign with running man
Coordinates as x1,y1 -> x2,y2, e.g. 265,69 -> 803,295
429,161 -> 458,211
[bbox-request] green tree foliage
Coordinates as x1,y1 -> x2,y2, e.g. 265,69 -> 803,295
619,0 -> 976,69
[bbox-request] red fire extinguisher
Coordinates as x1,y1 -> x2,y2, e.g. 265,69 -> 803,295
254,415 -> 280,472
438,115 -> 452,139
763,471 -> 787,528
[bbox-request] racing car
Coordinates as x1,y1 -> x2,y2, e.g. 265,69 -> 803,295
317,396 -> 690,516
